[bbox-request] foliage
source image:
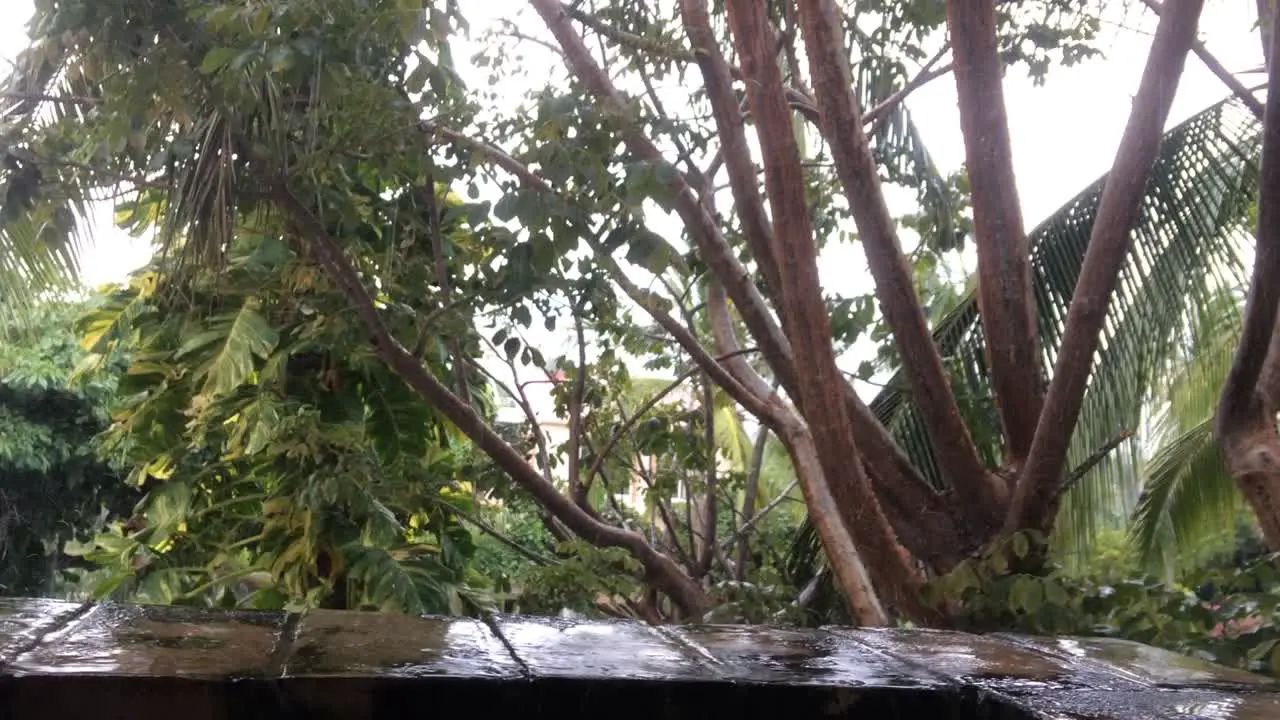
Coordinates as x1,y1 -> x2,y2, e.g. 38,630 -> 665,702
65,223 -> 495,613
933,532 -> 1280,677
1,0 -> 1277,674
0,301 -> 135,596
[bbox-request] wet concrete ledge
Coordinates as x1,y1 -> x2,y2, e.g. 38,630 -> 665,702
0,598 -> 1277,719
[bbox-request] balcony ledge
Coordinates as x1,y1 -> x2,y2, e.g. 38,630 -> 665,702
0,597 -> 1276,719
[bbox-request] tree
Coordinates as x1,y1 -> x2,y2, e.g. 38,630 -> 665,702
0,300 -> 135,596
3,0 -> 1273,625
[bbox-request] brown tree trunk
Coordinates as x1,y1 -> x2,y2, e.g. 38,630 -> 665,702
795,0 -> 1009,535
723,0 -> 931,621
1008,0 -> 1205,535
1216,8 -> 1280,552
946,0 -> 1042,468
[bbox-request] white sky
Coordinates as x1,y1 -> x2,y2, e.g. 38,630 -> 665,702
0,1 -> 1267,403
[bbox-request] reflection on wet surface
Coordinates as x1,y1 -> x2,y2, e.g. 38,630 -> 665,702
0,596 -> 85,660
8,602 -> 285,678
840,627 -> 1146,692
493,615 -> 715,681
999,634 -> 1279,690
665,624 -> 941,688
0,598 -> 1275,719
284,610 -> 521,678
1025,688 -> 1280,719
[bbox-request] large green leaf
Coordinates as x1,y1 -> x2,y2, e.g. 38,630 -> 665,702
188,300 -> 280,396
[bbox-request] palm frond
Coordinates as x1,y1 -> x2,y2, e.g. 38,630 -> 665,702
1129,287 -> 1245,572
0,19 -> 111,323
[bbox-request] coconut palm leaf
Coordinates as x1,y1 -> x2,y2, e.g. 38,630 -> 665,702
1129,287 -> 1245,572
788,96 -> 1260,600
0,18 -> 115,323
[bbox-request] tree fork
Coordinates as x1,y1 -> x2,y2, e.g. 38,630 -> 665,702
795,0 -> 1007,529
1011,0 -> 1205,535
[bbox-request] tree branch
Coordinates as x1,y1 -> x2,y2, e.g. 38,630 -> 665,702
1142,0 -> 1265,121
946,0 -> 1042,466
272,184 -> 710,616
418,174 -> 471,408
727,0 -> 925,624
697,362 -> 718,576
1013,0 -> 1205,534
567,306 -> 590,508
679,0 -> 782,302
1058,430 -> 1133,495
445,501 -> 556,566
469,342 -> 558,485
732,408 -> 773,581
795,0 -> 1006,524
864,50 -> 953,133
721,479 -> 799,554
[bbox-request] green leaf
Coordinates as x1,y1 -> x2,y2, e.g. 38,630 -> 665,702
625,228 -> 685,276
503,337 -> 520,360
199,47 -> 240,75
494,193 -> 519,222
1012,532 -> 1030,560
1010,576 -> 1045,615
199,301 -> 280,395
512,305 -> 532,328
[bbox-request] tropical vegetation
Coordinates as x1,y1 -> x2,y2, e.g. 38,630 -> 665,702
3,0 -> 1280,676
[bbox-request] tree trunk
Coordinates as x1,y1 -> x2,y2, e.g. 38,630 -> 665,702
946,0 -> 1042,468
1007,0 -> 1205,536
1216,8 -> 1280,552
724,0 -> 934,621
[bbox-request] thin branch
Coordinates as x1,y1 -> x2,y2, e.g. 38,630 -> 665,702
0,91 -> 99,106
418,121 -> 554,192
1058,429 -> 1133,495
1141,0 -> 1265,121
468,343 -> 558,485
863,43 -> 953,131
445,501 -> 556,565
567,306 -> 590,508
273,183 -> 710,615
720,479 -> 799,552
733,419 -> 772,581
697,354 -> 718,576
584,346 -> 756,494
419,173 -> 471,406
